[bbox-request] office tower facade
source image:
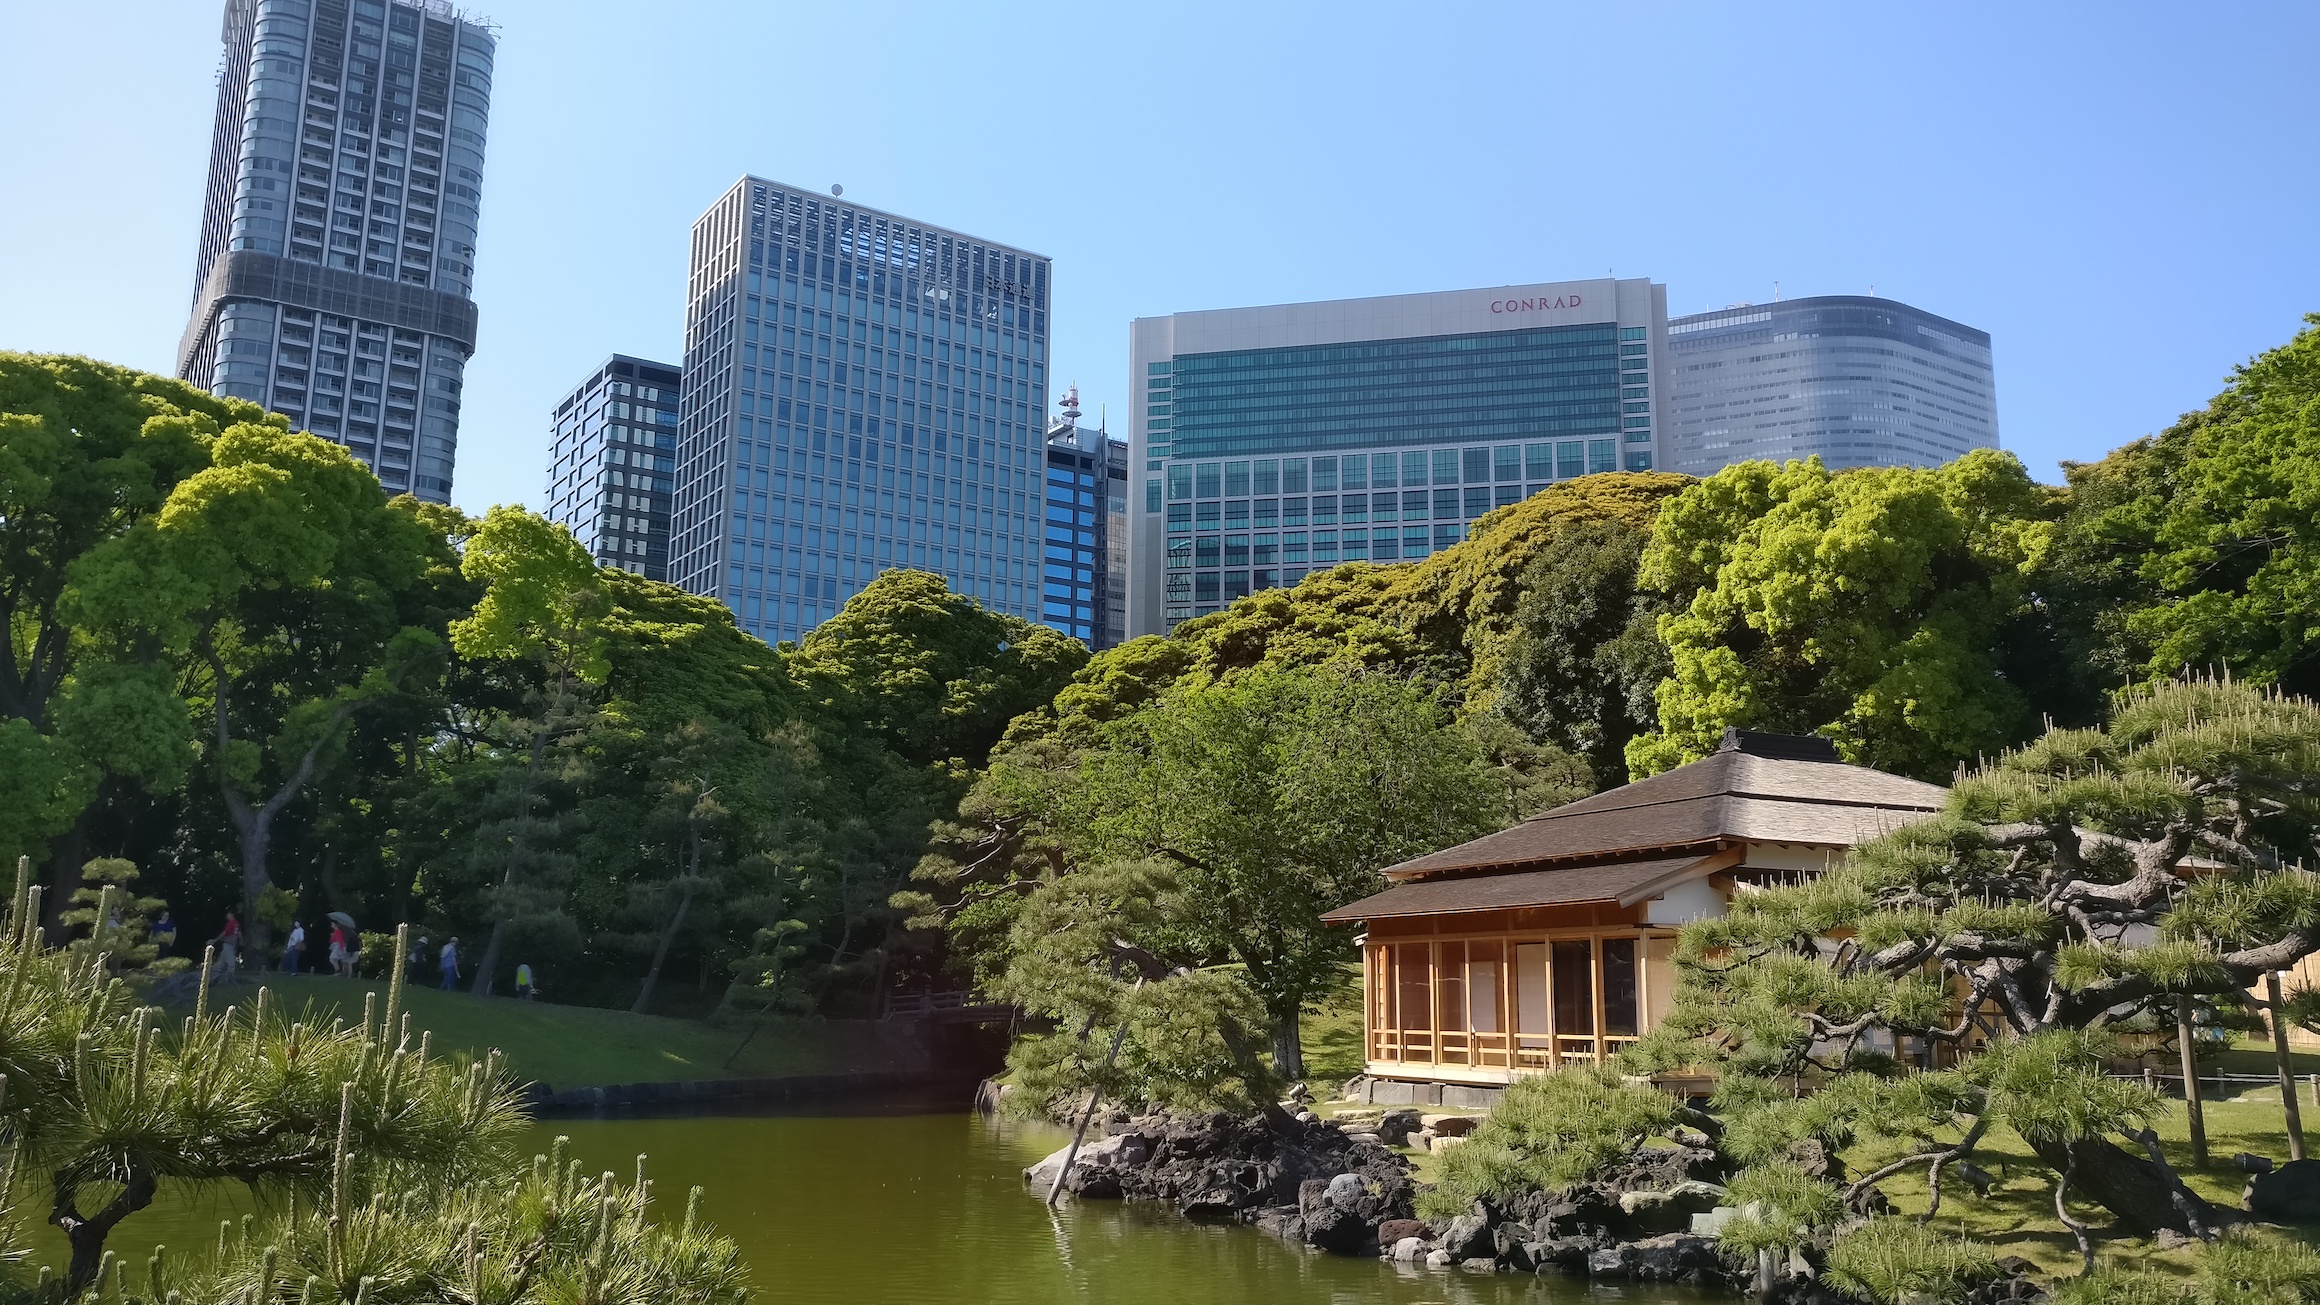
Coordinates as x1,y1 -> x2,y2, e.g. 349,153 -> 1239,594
1127,278 -> 1666,637
1041,387 -> 1127,651
1663,295 -> 1999,474
670,178 -> 1051,646
178,0 -> 495,504
545,356 -> 680,580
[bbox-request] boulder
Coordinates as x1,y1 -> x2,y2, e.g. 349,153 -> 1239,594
1391,1235 -> 1426,1263
1375,1218 -> 1428,1247
1325,1172 -> 1367,1206
1421,1113 -> 1484,1137
1440,1211 -> 1495,1260
1345,1132 -> 1382,1146
2247,1158 -> 2320,1224
1377,1109 -> 1424,1147
1586,1232 -> 1724,1282
1458,1258 -> 1499,1273
1424,1249 -> 1454,1269
1612,1180 -> 1728,1237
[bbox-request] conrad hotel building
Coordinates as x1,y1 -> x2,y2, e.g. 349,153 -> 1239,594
1128,278 -> 1667,636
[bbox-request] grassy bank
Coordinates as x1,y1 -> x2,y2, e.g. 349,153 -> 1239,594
232,975 -> 927,1090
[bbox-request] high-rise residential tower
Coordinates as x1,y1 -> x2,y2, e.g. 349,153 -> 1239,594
545,355 -> 680,580
1663,295 -> 1998,474
670,178 -> 1051,646
1041,386 -> 1127,651
1127,278 -> 1666,637
178,0 -> 496,504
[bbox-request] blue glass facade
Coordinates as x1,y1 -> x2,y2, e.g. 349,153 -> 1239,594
672,180 -> 1050,646
1041,414 -> 1126,649
546,356 -> 679,581
1135,291 -> 1665,633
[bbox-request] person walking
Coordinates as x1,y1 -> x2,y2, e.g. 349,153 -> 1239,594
326,923 -> 346,977
438,937 -> 459,991
342,929 -> 362,978
514,962 -> 534,1001
409,935 -> 431,985
282,921 -> 306,975
215,911 -> 242,974
150,910 -> 176,955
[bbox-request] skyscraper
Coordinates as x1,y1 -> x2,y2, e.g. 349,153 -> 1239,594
1663,295 -> 1999,474
1041,386 -> 1127,651
1127,278 -> 1667,637
177,0 -> 496,504
670,178 -> 1051,646
545,355 -> 680,580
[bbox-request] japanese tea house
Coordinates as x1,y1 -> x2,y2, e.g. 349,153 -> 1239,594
1324,729 -> 1948,1107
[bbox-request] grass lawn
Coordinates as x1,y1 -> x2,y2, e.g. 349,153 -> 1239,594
1299,971 -> 1368,1089
234,975 -> 926,1091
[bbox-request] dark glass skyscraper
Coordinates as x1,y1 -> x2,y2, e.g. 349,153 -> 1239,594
546,356 -> 680,580
671,178 -> 1051,646
178,0 -> 495,503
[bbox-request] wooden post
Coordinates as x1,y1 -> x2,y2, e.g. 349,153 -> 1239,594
2271,971 -> 2307,1162
2177,995 -> 2208,1169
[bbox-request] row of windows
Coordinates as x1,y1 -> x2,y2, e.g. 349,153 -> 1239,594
1164,440 -> 1621,501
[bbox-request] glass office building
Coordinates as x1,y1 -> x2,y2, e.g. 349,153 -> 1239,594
670,179 -> 1051,646
1127,278 -> 1667,636
1041,388 -> 1127,650
1663,295 -> 1998,474
177,0 -> 495,503
546,356 -> 680,580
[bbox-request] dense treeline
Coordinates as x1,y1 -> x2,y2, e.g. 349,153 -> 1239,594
0,353 -> 1081,1012
5,314 -> 2313,1024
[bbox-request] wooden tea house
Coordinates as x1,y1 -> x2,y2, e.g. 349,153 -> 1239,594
1325,729 -> 1947,1107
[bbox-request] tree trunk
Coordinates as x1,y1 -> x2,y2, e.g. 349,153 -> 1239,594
40,805 -> 92,936
1273,1010 -> 1305,1082
52,1162 -> 157,1294
474,693 -> 559,999
634,801 -> 706,1016
2024,1133 -> 2214,1234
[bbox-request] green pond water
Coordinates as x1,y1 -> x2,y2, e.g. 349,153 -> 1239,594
36,1107 -> 1712,1304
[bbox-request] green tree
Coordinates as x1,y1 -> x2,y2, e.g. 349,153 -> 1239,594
2050,315 -> 2320,697
1629,449 -> 2060,781
0,354 -> 252,918
69,423 -> 454,952
1627,678 -> 2320,1267
1494,517 -> 1672,787
449,506 -> 612,996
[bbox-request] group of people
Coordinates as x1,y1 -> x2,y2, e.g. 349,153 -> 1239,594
280,918 -> 366,978
185,913 -> 535,999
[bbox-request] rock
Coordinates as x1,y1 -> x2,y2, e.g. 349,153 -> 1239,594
2236,1152 -> 2276,1174
1346,1132 -> 1382,1146
1325,1172 -> 1367,1206
2153,1227 -> 2195,1250
1458,1257 -> 1499,1273
1421,1113 -> 1483,1137
1429,1134 -> 1468,1153
1391,1235 -> 1426,1263
1294,1110 -> 1318,1124
1181,1195 -> 1241,1222
1691,1205 -> 1741,1237
1376,1218 -> 1428,1246
1423,1249 -> 1454,1269
1249,1205 -> 1304,1241
1377,1109 -> 1424,1146
1586,1232 -> 1723,1282
1024,1144 -> 1073,1191
1669,1124 -> 1714,1150
1441,1211 -> 1495,1260
2247,1158 -> 2320,1224
1613,1181 -> 1728,1237
1789,1138 -> 1845,1182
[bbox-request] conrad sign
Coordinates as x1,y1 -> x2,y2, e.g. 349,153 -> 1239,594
1490,293 -> 1584,314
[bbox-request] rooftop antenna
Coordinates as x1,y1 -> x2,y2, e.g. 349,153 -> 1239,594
1773,280 -> 1781,302
1059,383 -> 1082,426
1869,283 -> 1876,297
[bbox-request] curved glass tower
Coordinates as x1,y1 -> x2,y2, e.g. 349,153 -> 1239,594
178,0 -> 495,504
1663,295 -> 1997,474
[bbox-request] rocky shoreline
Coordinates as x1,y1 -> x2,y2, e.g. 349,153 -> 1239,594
1022,1102 -> 1743,1291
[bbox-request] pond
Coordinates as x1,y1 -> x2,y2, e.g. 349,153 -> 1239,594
37,1106 -> 1716,1304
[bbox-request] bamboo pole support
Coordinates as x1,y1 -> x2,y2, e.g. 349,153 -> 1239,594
2177,994 -> 2207,1168
2271,971 -> 2306,1162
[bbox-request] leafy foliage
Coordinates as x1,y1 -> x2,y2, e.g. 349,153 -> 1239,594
1824,1217 -> 2001,1305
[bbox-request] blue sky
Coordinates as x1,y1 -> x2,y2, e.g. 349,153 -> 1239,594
3,1 -> 2314,515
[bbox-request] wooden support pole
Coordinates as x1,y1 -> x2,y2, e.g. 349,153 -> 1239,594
2271,971 -> 2307,1162
2178,994 -> 2208,1169
1047,977 -> 1144,1208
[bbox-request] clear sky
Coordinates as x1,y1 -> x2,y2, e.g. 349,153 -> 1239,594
3,1 -> 2314,515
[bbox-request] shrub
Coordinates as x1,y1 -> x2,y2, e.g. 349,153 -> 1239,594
1825,1217 -> 2000,1305
1420,1065 -> 1679,1219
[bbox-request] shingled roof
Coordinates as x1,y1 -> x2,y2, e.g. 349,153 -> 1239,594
1377,729 -> 1947,884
